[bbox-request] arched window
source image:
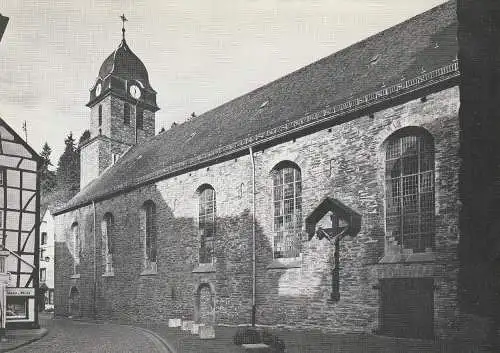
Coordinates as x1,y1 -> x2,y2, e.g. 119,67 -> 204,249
143,201 -> 157,271
124,103 -> 130,125
136,107 -> 144,130
272,161 -> 302,258
98,105 -> 102,126
71,222 -> 80,275
238,183 -> 245,199
385,128 -> 435,252
198,185 -> 216,264
101,213 -> 114,275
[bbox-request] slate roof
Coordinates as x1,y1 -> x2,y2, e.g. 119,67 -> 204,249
55,1 -> 458,214
98,39 -> 152,90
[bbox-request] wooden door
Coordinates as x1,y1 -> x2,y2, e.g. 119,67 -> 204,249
69,287 -> 80,317
199,286 -> 214,324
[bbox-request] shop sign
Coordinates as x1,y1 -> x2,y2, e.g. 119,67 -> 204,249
6,288 -> 35,296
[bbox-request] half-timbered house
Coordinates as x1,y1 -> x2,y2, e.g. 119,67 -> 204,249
0,118 -> 40,328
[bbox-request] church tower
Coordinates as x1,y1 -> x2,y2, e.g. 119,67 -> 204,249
80,18 -> 159,190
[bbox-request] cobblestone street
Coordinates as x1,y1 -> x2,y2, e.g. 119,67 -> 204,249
10,314 -> 171,353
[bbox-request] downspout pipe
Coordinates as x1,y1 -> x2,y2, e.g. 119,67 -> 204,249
249,146 -> 256,327
92,201 -> 97,319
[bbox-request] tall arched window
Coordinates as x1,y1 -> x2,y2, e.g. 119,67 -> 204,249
143,201 -> 157,271
272,162 -> 302,259
101,213 -> 114,275
98,105 -> 102,126
198,185 -> 216,264
124,103 -> 131,125
385,128 -> 435,252
71,222 -> 80,275
136,107 -> 144,130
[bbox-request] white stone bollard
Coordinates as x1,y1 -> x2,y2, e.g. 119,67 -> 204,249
190,323 -> 202,334
181,320 -> 194,331
199,324 -> 215,339
168,318 -> 182,328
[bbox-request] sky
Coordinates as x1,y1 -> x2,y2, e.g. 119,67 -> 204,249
0,0 -> 448,164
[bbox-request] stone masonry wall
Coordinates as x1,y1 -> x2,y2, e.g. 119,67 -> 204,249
80,141 -> 99,191
110,96 -> 155,145
80,138 -> 131,191
89,96 -> 112,139
55,86 -> 466,338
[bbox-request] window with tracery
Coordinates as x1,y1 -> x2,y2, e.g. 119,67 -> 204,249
71,222 -> 81,275
198,185 -> 216,264
124,103 -> 131,125
136,107 -> 144,130
272,162 -> 302,258
143,201 -> 157,271
102,213 -> 114,274
385,129 -> 435,252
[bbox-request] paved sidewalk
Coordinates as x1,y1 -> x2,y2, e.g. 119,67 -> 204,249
133,323 -> 492,353
0,328 -> 48,353
135,323 -> 245,353
5,315 -> 172,353
5,313 -> 489,353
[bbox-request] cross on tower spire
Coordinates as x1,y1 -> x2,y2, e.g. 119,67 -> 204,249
120,13 -> 128,41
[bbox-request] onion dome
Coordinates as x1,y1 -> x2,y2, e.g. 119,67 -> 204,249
87,38 -> 159,112
98,40 -> 152,90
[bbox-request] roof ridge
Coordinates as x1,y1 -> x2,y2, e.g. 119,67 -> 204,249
56,0 -> 458,215
189,1 -> 455,123
57,61 -> 459,214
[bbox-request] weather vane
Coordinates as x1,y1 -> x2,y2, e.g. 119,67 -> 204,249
120,14 -> 128,41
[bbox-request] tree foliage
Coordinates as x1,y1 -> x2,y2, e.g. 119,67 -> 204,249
56,132 -> 80,193
39,142 -> 56,195
78,129 -> 90,146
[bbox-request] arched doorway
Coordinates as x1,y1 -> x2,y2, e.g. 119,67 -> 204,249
68,286 -> 80,318
194,283 -> 215,324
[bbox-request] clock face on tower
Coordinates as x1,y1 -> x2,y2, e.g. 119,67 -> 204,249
96,83 -> 102,96
129,84 -> 141,99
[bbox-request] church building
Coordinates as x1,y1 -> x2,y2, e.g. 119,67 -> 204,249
54,1 -> 484,340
